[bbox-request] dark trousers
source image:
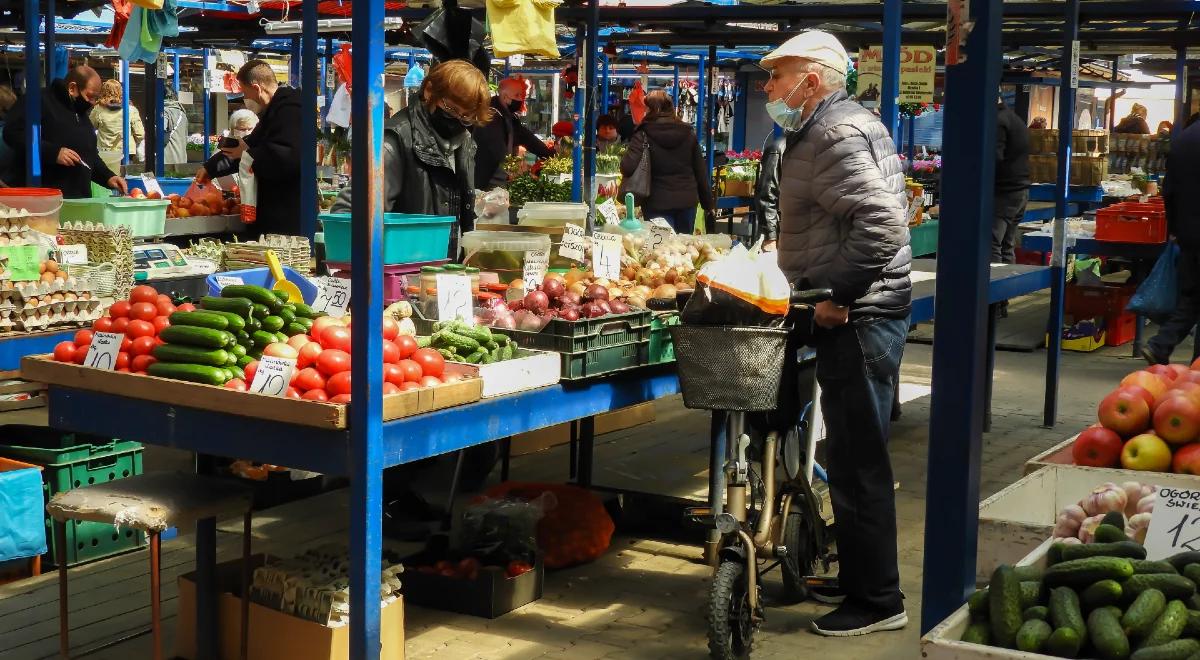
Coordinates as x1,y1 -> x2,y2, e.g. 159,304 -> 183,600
644,207 -> 696,235
1149,245 -> 1200,359
814,316 -> 907,613
991,188 -> 1029,264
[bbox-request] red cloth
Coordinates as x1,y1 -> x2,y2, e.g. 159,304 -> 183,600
106,0 -> 132,50
629,81 -> 647,125
333,43 -> 353,93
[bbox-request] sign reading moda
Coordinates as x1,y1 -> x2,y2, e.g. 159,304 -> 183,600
856,45 -> 937,105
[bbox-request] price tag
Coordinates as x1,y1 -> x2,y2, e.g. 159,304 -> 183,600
312,277 -> 351,318
523,249 -> 549,286
559,223 -> 586,262
178,91 -> 194,105
140,173 -> 163,197
436,274 -> 474,325
642,225 -> 672,258
1144,486 -> 1200,559
0,245 -> 41,281
598,199 -> 622,226
83,332 -> 123,370
58,245 -> 88,266
155,54 -> 169,80
250,356 -> 296,397
592,232 -> 622,281
649,217 -> 675,231
214,275 -> 244,291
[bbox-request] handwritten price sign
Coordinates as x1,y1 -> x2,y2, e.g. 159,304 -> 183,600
83,332 -> 124,370
436,274 -> 474,325
559,223 -> 586,262
598,199 -> 622,226
312,277 -> 351,318
592,232 -> 622,281
523,250 -> 549,286
1144,486 -> 1200,559
642,225 -> 672,259
213,275 -> 244,290
250,356 -> 296,397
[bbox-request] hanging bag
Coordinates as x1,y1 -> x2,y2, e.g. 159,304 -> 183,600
1127,241 -> 1179,321
619,132 -> 652,201
238,152 -> 258,225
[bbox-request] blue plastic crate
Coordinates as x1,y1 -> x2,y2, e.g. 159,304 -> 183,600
320,213 -> 454,264
205,266 -> 318,304
127,177 -> 193,197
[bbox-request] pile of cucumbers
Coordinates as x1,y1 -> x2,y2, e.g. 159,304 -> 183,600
421,320 -> 515,364
963,511 -> 1200,659
146,284 -> 323,386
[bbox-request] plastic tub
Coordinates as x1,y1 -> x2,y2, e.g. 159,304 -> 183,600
127,176 -> 193,197
59,198 -> 169,238
517,202 -> 589,228
320,213 -> 454,264
460,231 -> 551,283
0,188 -> 63,235
205,265 -> 318,304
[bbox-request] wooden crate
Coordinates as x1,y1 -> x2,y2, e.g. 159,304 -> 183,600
1023,434 -> 1080,475
21,356 -> 481,430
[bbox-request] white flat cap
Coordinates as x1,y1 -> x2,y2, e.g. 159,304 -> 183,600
761,30 -> 850,76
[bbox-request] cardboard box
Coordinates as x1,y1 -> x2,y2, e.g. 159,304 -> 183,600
510,401 -> 657,456
175,554 -> 405,660
402,553 -> 543,618
449,349 -> 561,399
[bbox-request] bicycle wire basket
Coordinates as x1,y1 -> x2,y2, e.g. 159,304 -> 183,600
669,324 -> 791,412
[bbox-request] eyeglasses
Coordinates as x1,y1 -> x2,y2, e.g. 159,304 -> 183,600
439,99 -> 477,127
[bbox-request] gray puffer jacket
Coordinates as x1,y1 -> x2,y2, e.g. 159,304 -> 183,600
777,90 -> 911,318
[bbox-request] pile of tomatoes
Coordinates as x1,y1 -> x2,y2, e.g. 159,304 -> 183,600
51,285 -> 188,372
411,557 -> 534,580
222,315 -> 455,402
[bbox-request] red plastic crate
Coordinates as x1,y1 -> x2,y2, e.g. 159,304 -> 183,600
1095,201 -> 1168,243
1015,248 -> 1050,266
1105,312 -> 1137,346
1065,283 -> 1136,321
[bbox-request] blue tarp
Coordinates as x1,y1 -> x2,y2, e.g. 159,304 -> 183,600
0,467 -> 46,562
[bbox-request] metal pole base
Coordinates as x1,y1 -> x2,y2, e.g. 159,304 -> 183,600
703,538 -> 721,567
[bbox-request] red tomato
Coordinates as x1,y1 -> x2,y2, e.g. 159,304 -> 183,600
297,341 -> 323,369
458,557 -> 481,580
120,336 -> 133,352
301,388 -> 329,402
382,382 -> 400,395
109,300 -> 131,318
129,302 -> 157,322
294,367 -> 326,392
53,341 -> 76,362
129,285 -> 159,304
287,334 -> 311,351
382,341 -> 400,364
73,329 -> 94,347
115,352 -> 130,370
418,375 -> 442,388
131,355 -> 157,372
111,317 -> 130,334
326,371 -> 352,397
316,349 -> 352,376
224,378 -> 249,392
285,387 -> 302,400
397,359 -> 422,383
155,294 -> 172,306
330,393 -> 352,404
383,363 -> 405,386
125,320 -> 156,339
72,346 -> 88,364
310,316 -> 344,341
153,316 -> 171,334
399,381 -> 421,391
411,348 -> 445,378
176,303 -> 196,312
320,325 -> 352,352
393,335 -> 418,360
505,561 -> 533,578
263,343 -> 299,360
93,317 -> 115,333
130,336 -> 157,357
156,301 -> 176,317
382,318 -> 399,341
243,359 -> 259,383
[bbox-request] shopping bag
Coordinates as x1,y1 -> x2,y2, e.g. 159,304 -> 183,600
1127,241 -> 1179,320
682,240 -> 790,327
618,134 -> 651,201
238,152 -> 257,225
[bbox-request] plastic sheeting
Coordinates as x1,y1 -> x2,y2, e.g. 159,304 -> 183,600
0,467 -> 47,562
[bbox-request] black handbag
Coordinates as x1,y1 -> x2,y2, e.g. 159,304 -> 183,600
619,134 -> 652,200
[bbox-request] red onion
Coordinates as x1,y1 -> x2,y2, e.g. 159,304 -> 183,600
609,300 -> 630,314
507,299 -> 524,312
524,290 -> 550,313
584,284 -> 610,302
542,277 -> 566,299
559,308 -> 580,321
581,302 -> 606,318
596,299 -> 612,314
557,292 -> 582,307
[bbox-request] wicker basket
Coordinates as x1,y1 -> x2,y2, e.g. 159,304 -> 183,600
669,325 -> 790,411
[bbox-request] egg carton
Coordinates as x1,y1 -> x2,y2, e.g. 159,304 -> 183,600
7,306 -> 102,332
250,546 -> 403,626
10,295 -> 101,316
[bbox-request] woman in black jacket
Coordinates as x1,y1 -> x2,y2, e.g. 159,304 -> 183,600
620,91 -> 715,234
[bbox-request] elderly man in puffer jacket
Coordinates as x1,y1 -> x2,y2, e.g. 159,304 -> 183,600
761,30 -> 912,638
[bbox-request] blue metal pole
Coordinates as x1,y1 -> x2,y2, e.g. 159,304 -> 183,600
23,0 -> 42,186
672,66 -> 680,105
290,37 -> 301,88
1176,47 -> 1189,132
585,0 -> 599,212
920,0 -> 1002,635
154,74 -> 165,177
705,46 -> 716,188
52,47 -> 67,82
349,0 -> 385,655
173,52 -> 180,92
696,55 -> 707,138
122,60 -> 130,170
732,71 -> 748,152
45,0 -> 56,83
300,0 -> 318,241
1044,0 -> 1079,428
600,53 -> 610,117
202,49 -> 212,161
571,26 -> 585,204
882,0 -> 902,149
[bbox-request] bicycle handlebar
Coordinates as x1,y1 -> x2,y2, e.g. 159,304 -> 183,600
790,288 -> 833,306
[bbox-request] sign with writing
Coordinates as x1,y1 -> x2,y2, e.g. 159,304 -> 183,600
0,245 -> 41,281
83,332 -> 124,370
592,232 -> 622,281
648,217 -> 675,231
312,277 -> 351,318
178,91 -> 194,105
642,225 -> 673,258
58,245 -> 88,266
213,275 -> 244,290
945,0 -> 968,67
857,44 -> 938,104
523,250 -> 549,286
436,274 -> 474,325
1144,486 -> 1200,560
250,356 -> 296,397
156,54 -> 169,79
140,173 -> 164,197
559,223 -> 586,262
598,199 -> 622,226
1070,40 -> 1080,89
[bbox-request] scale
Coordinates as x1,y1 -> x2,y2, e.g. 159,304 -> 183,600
133,242 -> 196,278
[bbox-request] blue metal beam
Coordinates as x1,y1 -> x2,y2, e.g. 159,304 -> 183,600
921,0 -> 1003,635
173,53 -> 181,92
882,0 -> 902,149
23,0 -> 42,186
696,55 -> 707,139
672,66 -> 680,105
585,0 -> 600,215
202,49 -> 212,161
122,60 -> 131,170
601,53 -> 610,116
572,26 -> 585,204
300,0 -> 319,242
732,71 -> 749,152
705,45 -> 716,189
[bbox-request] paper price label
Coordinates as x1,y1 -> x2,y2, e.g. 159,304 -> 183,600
1144,486 -> 1200,559
523,250 -> 549,286
58,245 -> 88,266
598,199 -> 622,226
250,356 -> 296,397
214,275 -> 244,291
559,223 -> 586,262
312,277 -> 351,318
140,173 -> 164,197
83,332 -> 124,370
436,274 -> 474,325
642,225 -> 673,258
0,245 -> 41,281
155,55 -> 169,79
592,232 -> 622,281
648,217 -> 675,231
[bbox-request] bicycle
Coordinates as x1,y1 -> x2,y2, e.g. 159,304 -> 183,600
670,288 -> 838,660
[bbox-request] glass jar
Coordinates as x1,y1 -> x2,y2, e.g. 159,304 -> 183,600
419,266 -> 442,308
465,266 -> 481,294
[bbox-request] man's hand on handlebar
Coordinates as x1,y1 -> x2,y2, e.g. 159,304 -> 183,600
814,300 -> 850,329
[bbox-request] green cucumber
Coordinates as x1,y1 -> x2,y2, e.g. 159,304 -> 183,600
1166,552 -> 1200,572
198,310 -> 246,331
292,302 -> 317,319
1182,610 -> 1200,637
285,322 -> 308,337
1130,638 -> 1200,660
436,331 -> 480,354
1102,511 -> 1128,529
1017,619 -> 1053,652
990,565 -> 1024,649
274,332 -> 288,344
221,284 -> 282,312
278,308 -> 296,325
158,325 -> 230,349
236,355 -> 253,368
1047,626 -> 1084,658
152,344 -> 230,366
244,317 -> 261,332
1048,542 -> 1069,566
1142,600 -> 1188,648
200,296 -> 253,316
1050,586 -> 1087,639
1013,565 -> 1045,582
147,362 -> 228,385
168,311 -> 229,330
961,621 -> 991,645
1132,560 -> 1179,576
1082,580 -> 1125,610
1124,574 -> 1197,602
235,330 -> 250,344
250,331 -> 277,349
501,342 -> 514,360
1090,606 -> 1132,660
273,289 -> 290,302
1096,523 -> 1130,544
1061,541 -> 1147,562
261,315 -> 284,332
295,316 -> 314,330
251,303 -> 270,319
1024,605 -> 1050,621
967,589 -> 989,619
460,324 -> 493,345
1181,564 -> 1200,588
1125,589 -> 1168,638
436,348 -> 456,361
1045,556 -> 1136,589
230,344 -> 247,359
463,349 -> 485,364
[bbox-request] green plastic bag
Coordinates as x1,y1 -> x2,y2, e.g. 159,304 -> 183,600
693,206 -> 705,235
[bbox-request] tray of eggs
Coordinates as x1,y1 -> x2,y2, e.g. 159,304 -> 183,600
0,276 -> 101,332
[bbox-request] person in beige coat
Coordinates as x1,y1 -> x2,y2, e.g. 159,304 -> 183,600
90,80 -> 144,173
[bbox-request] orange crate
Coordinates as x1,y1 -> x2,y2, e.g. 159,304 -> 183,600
0,456 -> 42,473
1095,201 -> 1168,243
1065,283 -> 1136,321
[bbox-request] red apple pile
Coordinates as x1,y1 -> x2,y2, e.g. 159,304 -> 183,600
1076,362 -> 1200,473
51,284 -> 182,374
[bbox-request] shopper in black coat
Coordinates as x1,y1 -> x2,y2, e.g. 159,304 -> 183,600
197,60 -> 302,236
2,66 -> 127,197
993,100 -> 1031,264
620,91 -> 715,234
472,79 -> 553,189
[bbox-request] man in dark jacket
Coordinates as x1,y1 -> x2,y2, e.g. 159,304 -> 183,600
1144,118 -> 1200,364
3,66 -> 128,197
763,30 -> 911,637
994,100 -> 1031,264
472,78 -> 552,189
197,60 -> 301,236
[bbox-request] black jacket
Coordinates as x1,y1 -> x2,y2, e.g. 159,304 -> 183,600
996,103 -> 1031,194
206,86 -> 302,236
1165,120 -> 1200,249
620,118 -> 714,212
755,135 -> 785,242
2,80 -> 117,198
1115,116 -> 1150,135
472,97 -> 552,189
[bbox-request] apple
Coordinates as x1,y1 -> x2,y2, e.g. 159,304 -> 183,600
1154,394 -> 1200,444
1122,384 -> 1157,409
1148,364 -> 1179,383
1192,355 -> 1200,371
1098,388 -> 1152,436
1170,364 -> 1192,380
1173,381 -> 1200,404
1121,433 -> 1173,472
1177,371 -> 1200,385
1155,388 -> 1197,411
1122,371 -> 1169,400
1174,443 -> 1200,474
1072,426 -> 1124,468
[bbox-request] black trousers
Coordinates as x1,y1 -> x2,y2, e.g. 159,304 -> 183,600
1149,245 -> 1200,359
814,316 -> 908,613
992,188 -> 1029,264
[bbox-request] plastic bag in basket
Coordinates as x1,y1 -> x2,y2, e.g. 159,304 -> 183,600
681,241 -> 790,328
480,482 -> 614,569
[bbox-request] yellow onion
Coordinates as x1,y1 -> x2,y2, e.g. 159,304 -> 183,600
652,284 -> 678,300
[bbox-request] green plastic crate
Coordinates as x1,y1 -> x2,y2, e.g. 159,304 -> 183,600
60,198 -> 169,238
648,314 -> 681,364
494,310 -> 652,354
560,340 -> 648,380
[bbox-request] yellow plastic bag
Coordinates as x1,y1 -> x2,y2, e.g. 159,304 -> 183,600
488,0 -> 561,58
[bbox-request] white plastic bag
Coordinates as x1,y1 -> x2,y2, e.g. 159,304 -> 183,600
682,239 -> 790,327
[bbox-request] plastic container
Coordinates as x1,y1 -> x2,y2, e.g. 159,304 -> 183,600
1095,201 -> 1167,243
461,231 -> 551,283
466,266 -> 481,293
648,314 -> 680,364
320,212 -> 454,264
60,197 -> 169,238
127,176 -> 193,197
0,188 -> 63,235
204,265 -> 318,304
492,309 -> 653,380
517,202 -> 589,227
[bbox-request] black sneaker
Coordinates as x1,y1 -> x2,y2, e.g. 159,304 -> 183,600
810,584 -> 846,605
811,601 -> 908,637
1142,346 -> 1169,366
